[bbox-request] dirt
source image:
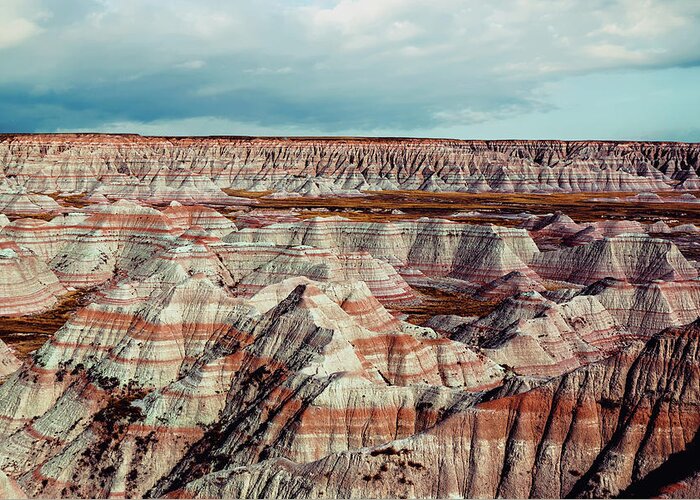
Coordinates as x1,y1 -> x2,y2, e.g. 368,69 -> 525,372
399,285 -> 498,325
47,189 -> 700,225
223,190 -> 700,225
0,289 -> 93,359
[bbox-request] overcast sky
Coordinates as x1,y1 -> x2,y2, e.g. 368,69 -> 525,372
1,0 -> 699,140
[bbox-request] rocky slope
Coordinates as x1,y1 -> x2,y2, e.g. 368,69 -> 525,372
0,277 -> 503,498
445,290 -> 637,376
0,340 -> 20,379
225,217 -> 540,284
162,319 -> 700,499
0,240 -> 65,316
530,233 -> 697,284
1,135 -> 699,198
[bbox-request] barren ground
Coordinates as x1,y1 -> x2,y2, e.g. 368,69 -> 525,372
224,190 -> 700,225
0,290 -> 93,359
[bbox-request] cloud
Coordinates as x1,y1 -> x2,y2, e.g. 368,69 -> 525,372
0,0 -> 699,138
0,0 -> 46,50
174,60 -> 206,70
243,67 -> 294,75
55,116 -> 323,137
597,0 -> 689,37
432,100 -> 553,126
0,18 -> 41,49
583,43 -> 657,63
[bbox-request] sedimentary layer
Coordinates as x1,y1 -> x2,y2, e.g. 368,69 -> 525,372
2,135 -> 699,195
0,136 -> 698,499
163,320 -> 700,499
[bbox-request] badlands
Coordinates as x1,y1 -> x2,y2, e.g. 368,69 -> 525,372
0,134 -> 698,498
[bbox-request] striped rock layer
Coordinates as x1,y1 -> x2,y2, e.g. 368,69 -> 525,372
0,278 -> 502,498
530,234 -> 697,285
0,185 -> 696,499
0,340 -> 20,379
159,320 -> 700,499
225,217 -> 540,285
0,241 -> 65,316
1,135 -> 699,195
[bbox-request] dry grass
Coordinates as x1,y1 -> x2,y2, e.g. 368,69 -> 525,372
0,289 -> 93,359
224,189 -> 272,199
44,188 -> 700,225
223,190 -> 700,225
7,213 -> 56,222
54,193 -> 94,209
400,285 -> 498,325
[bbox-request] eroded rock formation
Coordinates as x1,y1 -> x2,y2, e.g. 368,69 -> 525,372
160,320 -> 700,499
0,135 -> 698,499
2,135 -> 699,197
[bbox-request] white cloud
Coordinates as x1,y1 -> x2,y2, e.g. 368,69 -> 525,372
243,66 -> 294,75
300,0 -> 449,51
6,0 -> 699,82
0,0 -> 46,50
0,17 -> 41,49
174,60 -> 206,70
432,108 -> 494,125
584,43 -> 653,63
386,20 -> 423,42
302,0 -> 407,34
56,116 -> 326,137
432,101 -> 547,126
598,0 -> 688,38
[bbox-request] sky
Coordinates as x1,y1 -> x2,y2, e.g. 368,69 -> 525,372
1,0 -> 699,141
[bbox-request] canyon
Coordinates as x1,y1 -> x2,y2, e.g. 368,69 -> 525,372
0,134 -> 698,498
